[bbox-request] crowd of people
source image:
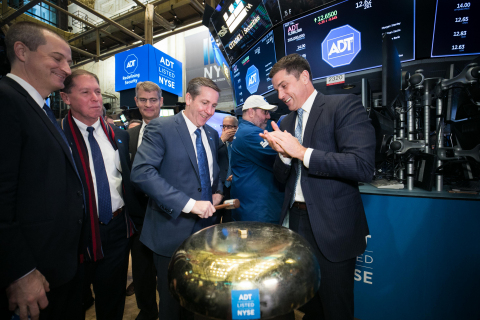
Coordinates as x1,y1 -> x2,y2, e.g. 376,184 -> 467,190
1,21 -> 375,320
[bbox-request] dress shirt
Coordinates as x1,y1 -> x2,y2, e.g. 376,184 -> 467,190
7,73 -> 45,110
181,111 -> 214,213
73,117 -> 125,214
137,120 -> 148,148
279,90 -> 317,203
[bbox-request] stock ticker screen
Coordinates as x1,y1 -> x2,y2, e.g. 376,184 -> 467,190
431,0 -> 480,57
211,0 -> 273,64
283,0 -> 415,80
231,30 -> 277,106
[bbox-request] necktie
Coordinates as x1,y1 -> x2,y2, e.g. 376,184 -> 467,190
194,129 -> 212,202
290,108 -> 304,207
225,142 -> 232,188
43,104 -> 70,148
87,127 -> 113,224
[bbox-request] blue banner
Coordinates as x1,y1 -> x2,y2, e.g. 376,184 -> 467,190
115,44 -> 183,96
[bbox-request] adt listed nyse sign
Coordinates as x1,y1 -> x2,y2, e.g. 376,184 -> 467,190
115,44 -> 182,96
321,25 -> 361,68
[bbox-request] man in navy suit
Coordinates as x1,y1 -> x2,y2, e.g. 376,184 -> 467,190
60,69 -> 142,320
0,21 -> 84,320
131,77 -> 223,319
261,54 -> 375,320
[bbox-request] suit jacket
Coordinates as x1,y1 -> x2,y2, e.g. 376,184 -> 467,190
0,77 -> 84,289
218,139 -> 229,183
127,124 -> 149,225
274,92 -> 375,263
131,112 -> 221,257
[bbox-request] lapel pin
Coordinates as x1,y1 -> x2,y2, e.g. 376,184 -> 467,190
118,139 -> 122,143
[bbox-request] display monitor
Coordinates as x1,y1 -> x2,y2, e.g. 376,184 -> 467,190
431,0 -> 480,58
207,111 -> 233,136
231,30 -> 277,106
283,0 -> 415,80
381,34 -> 402,121
211,0 -> 273,64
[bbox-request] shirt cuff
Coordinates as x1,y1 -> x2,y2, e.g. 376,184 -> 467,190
15,268 -> 36,283
182,199 -> 196,213
303,148 -> 314,168
279,153 -> 292,165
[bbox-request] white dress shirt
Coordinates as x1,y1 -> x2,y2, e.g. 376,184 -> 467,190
181,111 -> 214,213
137,120 -> 148,148
73,117 -> 125,215
280,90 -> 318,203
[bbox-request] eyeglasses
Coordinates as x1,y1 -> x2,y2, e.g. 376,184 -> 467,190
137,98 -> 159,104
254,108 -> 270,115
221,125 -> 238,129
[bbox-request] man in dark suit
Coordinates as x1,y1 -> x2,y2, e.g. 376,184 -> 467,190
131,77 -> 223,320
261,54 -> 375,320
127,81 -> 163,320
217,115 -> 238,222
0,22 -> 84,320
60,69 -> 142,320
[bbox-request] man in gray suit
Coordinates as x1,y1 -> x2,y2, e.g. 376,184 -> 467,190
131,77 -> 223,319
127,81 -> 163,320
261,54 -> 375,320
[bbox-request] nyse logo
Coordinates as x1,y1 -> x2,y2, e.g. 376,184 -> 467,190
124,54 -> 138,74
322,25 -> 361,68
246,65 -> 259,94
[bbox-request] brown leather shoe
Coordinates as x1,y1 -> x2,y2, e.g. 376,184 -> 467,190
126,282 -> 135,296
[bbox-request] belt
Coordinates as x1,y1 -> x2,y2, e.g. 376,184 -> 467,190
292,202 -> 307,211
100,207 -> 123,225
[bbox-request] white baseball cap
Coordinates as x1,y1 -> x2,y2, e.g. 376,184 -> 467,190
242,95 -> 278,112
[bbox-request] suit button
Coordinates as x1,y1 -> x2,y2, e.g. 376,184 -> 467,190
198,188 -> 202,192
77,191 -> 82,196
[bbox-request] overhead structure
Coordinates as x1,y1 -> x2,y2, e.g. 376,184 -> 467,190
1,0 -> 219,67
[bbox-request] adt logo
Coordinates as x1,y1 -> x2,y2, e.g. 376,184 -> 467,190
246,65 -> 259,94
124,54 -> 138,74
321,25 -> 361,68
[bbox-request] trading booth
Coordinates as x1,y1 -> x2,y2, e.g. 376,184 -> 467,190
201,0 -> 480,318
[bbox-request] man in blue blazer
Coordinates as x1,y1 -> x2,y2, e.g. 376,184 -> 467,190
131,77 -> 223,320
261,54 -> 375,320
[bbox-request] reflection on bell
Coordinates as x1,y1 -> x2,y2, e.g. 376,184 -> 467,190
168,222 -> 321,319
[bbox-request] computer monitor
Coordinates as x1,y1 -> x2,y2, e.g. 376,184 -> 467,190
381,34 -> 402,121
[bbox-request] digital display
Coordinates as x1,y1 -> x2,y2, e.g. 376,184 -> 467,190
283,0 -> 415,80
207,112 -> 231,137
211,0 -> 273,64
431,0 -> 480,57
278,0 -> 327,21
231,30 -> 277,106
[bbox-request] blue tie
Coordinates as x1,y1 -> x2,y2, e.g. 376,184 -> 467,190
290,108 -> 304,207
43,104 -> 70,148
86,127 -> 113,224
194,129 -> 212,202
225,142 -> 232,188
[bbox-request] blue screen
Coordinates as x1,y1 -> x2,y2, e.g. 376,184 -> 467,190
284,0 -> 415,80
207,112 -> 231,137
231,30 -> 277,106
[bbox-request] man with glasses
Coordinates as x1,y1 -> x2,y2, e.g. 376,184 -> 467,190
230,95 -> 285,223
126,81 -> 163,320
218,116 -> 238,222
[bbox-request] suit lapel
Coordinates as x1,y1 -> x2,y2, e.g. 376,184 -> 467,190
303,93 -> 325,148
175,113 -> 200,182
7,78 -> 78,171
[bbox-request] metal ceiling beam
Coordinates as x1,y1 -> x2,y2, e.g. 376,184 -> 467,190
0,0 -> 41,27
69,0 -> 145,42
132,0 -> 175,30
70,45 -> 97,58
189,0 -> 205,14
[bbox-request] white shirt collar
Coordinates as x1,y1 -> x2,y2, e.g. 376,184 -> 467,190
181,110 -> 204,135
299,90 -> 318,114
7,73 -> 45,108
73,116 -> 102,133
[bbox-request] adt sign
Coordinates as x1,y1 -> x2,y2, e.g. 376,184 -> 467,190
124,54 -> 138,74
246,65 -> 259,94
322,25 -> 361,68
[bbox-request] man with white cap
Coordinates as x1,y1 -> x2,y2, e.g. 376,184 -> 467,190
230,95 -> 285,223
